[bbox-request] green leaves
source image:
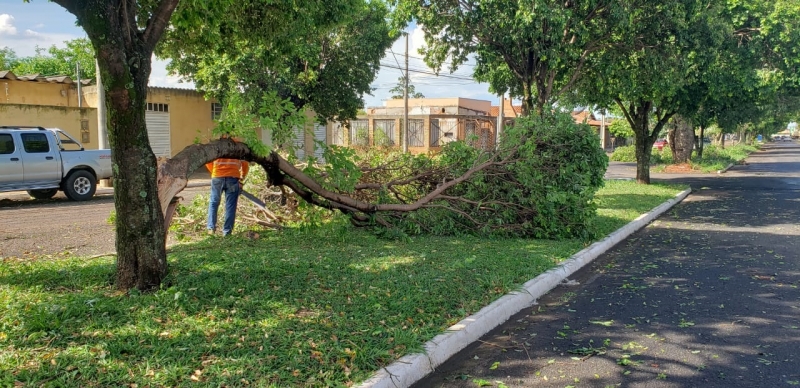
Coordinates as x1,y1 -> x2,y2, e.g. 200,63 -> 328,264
3,38 -> 96,79
161,0 -> 393,125
395,0 -> 631,114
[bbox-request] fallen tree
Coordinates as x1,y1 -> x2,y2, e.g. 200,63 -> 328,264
158,112 -> 608,240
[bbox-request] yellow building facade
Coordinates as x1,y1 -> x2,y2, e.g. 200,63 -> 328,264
1,71 -> 218,156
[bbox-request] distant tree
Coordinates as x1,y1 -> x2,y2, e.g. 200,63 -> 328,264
10,38 -> 96,79
0,47 -> 18,70
607,118 -> 635,140
393,0 -> 631,115
389,76 -> 424,99
579,0 -> 726,183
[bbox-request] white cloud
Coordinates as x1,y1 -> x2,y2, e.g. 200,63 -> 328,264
149,57 -> 195,89
364,25 -> 493,107
0,14 -> 18,35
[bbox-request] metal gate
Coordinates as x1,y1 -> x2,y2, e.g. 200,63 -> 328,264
408,119 -> 424,147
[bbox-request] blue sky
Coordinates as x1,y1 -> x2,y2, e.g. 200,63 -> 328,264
0,1 -> 500,108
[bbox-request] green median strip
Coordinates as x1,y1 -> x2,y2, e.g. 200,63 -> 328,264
0,180 -> 686,387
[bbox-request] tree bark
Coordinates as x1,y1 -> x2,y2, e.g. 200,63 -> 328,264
56,0 -> 179,291
696,125 -> 705,158
668,115 -> 693,164
616,99 -> 675,184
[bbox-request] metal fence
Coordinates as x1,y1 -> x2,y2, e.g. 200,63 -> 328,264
350,119 -> 369,146
374,119 -> 396,146
408,119 -> 424,147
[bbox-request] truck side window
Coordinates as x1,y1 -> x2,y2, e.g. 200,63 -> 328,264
20,133 -> 50,153
0,134 -> 14,154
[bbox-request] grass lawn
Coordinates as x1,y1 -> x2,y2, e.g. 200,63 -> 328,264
612,143 -> 760,173
0,180 -> 686,387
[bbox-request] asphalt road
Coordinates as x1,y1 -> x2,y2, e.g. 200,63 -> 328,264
0,184 -> 209,259
414,142 -> 800,388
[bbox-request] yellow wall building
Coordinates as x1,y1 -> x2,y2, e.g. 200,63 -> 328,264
1,70 -> 218,157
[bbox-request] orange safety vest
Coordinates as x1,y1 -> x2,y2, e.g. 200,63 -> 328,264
206,158 -> 249,180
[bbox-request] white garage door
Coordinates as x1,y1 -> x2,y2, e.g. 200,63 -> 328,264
145,105 -> 171,157
313,123 -> 326,161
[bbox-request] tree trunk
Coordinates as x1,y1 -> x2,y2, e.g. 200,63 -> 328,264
521,81 -> 534,116
696,125 -> 705,158
634,135 -> 651,184
56,0 -> 180,291
669,115 -> 693,164
101,49 -> 167,290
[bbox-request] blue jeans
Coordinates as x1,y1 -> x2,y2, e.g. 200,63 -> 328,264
207,177 -> 241,236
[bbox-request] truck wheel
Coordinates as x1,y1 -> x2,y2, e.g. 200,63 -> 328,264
27,189 -> 58,200
63,170 -> 97,201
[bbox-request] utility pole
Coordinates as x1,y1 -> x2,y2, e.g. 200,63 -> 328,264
402,33 -> 409,153
600,108 -> 607,151
76,62 -> 82,108
96,59 -> 108,150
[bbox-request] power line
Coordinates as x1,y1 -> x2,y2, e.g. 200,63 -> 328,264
379,63 -> 475,81
384,49 -> 477,67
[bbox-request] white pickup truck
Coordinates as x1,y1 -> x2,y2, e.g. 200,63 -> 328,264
0,126 -> 113,200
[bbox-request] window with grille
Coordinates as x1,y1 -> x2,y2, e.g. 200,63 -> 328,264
408,119 -> 424,147
350,120 -> 369,146
374,120 -> 396,146
146,102 -> 169,112
211,103 -> 223,120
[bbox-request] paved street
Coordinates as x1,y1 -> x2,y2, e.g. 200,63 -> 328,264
415,142 -> 800,387
0,183 -> 209,259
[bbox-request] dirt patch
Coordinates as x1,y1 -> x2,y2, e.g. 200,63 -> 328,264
663,162 -> 699,173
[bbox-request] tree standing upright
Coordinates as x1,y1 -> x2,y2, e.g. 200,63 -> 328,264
579,0 -> 726,183
48,0 -> 179,290
393,0 -> 631,116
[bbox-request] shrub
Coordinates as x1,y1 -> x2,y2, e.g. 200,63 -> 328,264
609,145 -> 637,162
610,145 -> 673,164
395,112 -> 608,239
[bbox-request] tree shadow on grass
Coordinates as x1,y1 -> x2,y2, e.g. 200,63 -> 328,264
0,227 -> 585,387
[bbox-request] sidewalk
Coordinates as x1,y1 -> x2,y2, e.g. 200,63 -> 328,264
413,143 -> 800,387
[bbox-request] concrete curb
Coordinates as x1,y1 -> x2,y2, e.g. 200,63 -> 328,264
357,187 -> 693,388
717,163 -> 735,174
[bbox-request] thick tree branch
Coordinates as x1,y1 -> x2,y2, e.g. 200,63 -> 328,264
142,0 -> 180,52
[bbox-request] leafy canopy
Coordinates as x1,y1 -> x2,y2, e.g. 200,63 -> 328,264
392,0 -> 631,114
159,0 -> 394,154
0,38 -> 95,79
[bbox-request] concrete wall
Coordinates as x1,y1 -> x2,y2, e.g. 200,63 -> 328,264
0,104 -> 99,149
382,97 -> 491,114
2,79 -> 82,107
82,85 -> 218,155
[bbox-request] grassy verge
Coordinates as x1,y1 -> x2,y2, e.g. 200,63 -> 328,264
613,144 -> 759,173
0,181 -> 686,387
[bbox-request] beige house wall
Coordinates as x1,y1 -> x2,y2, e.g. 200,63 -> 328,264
3,81 -> 218,155
144,87 -> 217,156
0,104 -> 99,149
383,97 -> 491,113
2,79 -> 83,107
